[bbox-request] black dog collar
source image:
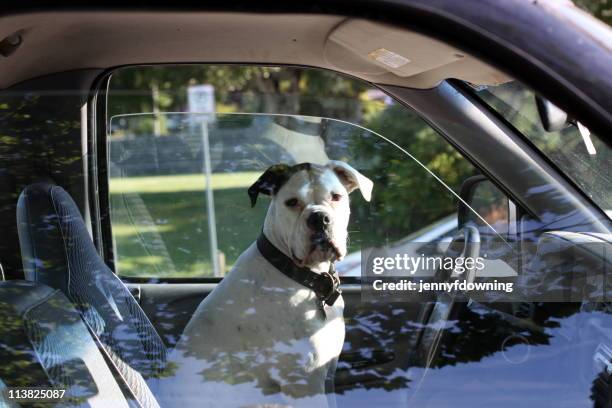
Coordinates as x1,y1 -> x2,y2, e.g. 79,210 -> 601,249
256,233 -> 342,306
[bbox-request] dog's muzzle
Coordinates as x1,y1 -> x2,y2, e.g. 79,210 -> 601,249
310,232 -> 342,260
307,211 -> 341,260
307,211 -> 331,232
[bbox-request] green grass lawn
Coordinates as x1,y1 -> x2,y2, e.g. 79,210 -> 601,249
110,172 -> 268,278
110,172 -> 262,193
110,171 -> 371,278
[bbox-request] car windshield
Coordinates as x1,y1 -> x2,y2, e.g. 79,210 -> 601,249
474,81 -> 611,217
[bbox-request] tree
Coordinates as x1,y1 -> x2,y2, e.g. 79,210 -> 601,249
350,104 -> 477,247
108,65 -> 367,123
574,0 -> 611,26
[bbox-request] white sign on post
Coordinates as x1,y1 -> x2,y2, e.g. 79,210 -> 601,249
187,84 -> 215,114
187,84 -> 220,276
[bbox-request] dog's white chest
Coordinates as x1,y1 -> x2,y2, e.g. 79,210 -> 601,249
243,262 -> 345,371
159,245 -> 345,408
310,296 -> 345,369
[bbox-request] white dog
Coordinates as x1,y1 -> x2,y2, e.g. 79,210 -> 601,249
155,161 -> 372,408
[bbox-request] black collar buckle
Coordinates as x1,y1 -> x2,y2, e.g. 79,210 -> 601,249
319,270 -> 342,306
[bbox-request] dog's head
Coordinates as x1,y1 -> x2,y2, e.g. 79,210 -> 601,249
248,161 -> 372,268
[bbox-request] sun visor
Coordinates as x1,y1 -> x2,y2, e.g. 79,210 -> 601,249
325,19 -> 512,87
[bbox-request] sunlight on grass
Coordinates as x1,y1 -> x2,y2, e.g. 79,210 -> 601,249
109,172 -> 261,193
112,223 -> 175,237
117,257 -> 211,278
110,172 -> 268,278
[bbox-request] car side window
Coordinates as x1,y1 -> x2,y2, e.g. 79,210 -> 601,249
105,65 -> 504,279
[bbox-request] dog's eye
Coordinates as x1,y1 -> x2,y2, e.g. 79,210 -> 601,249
285,198 -> 299,207
331,193 -> 342,202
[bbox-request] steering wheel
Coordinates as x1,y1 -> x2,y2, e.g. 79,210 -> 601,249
417,224 -> 482,368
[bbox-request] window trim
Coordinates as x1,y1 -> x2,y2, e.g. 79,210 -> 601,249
90,64 -> 533,283
90,63 -> 388,283
90,71 -> 116,273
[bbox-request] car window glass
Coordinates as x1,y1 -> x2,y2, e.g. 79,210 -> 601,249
106,65 -> 507,279
469,181 -> 510,236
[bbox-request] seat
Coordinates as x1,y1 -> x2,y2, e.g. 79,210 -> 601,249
0,280 -> 133,407
16,183 -> 166,408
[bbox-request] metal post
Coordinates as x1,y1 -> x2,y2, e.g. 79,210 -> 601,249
201,119 -> 220,277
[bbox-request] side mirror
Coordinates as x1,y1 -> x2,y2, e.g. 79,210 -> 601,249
535,95 -> 569,132
458,175 -> 514,237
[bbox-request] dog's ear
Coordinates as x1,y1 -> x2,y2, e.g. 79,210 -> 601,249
328,161 -> 373,202
248,163 -> 292,207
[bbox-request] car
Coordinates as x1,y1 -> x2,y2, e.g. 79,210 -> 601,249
0,1 -> 610,407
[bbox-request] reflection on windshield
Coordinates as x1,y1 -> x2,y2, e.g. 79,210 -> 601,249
103,112 -> 612,407
0,109 -> 608,407
2,69 -> 611,408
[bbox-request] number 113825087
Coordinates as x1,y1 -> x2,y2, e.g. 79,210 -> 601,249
5,388 -> 66,402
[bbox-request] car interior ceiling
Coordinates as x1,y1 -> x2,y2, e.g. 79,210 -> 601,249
0,12 -> 510,90
0,9 -> 610,408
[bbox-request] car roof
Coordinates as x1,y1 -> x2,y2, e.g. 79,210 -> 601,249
0,0 -> 610,135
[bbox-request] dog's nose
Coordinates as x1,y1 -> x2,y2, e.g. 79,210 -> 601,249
307,212 -> 331,231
